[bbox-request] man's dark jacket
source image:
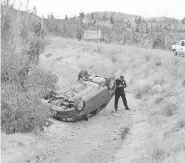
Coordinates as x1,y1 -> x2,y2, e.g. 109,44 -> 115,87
115,79 -> 126,93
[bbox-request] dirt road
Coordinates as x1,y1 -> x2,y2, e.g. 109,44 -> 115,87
28,102 -> 135,163
28,36 -> 135,162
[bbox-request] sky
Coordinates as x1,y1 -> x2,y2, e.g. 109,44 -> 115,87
13,0 -> 185,20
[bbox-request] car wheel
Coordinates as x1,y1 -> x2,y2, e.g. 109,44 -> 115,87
84,114 -> 89,121
78,70 -> 88,80
90,109 -> 97,115
74,97 -> 85,112
174,50 -> 178,56
105,77 -> 116,90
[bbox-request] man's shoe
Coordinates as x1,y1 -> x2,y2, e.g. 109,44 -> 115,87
125,107 -> 130,110
115,108 -> 118,111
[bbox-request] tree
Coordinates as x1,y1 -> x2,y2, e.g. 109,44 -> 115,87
91,13 -> 94,21
79,12 -> 85,24
110,14 -> 115,25
126,20 -> 131,28
182,17 -> 185,24
65,15 -> 68,21
2,0 -> 14,7
33,6 -> 37,15
135,16 -> 142,25
103,13 -> 107,21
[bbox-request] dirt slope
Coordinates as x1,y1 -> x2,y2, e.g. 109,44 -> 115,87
2,36 -> 185,163
2,36 -> 136,163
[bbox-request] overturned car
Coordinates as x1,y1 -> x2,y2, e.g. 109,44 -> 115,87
42,70 -> 116,122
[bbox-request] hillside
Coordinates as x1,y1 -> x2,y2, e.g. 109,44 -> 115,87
2,36 -> 185,163
2,4 -> 185,163
4,6 -> 185,49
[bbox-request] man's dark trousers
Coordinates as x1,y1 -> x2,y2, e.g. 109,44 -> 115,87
114,89 -> 128,110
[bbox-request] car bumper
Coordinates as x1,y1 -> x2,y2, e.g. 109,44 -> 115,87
42,99 -> 85,122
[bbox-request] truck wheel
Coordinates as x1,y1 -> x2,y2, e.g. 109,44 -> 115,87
105,77 -> 116,90
78,70 -> 88,80
174,50 -> 178,56
74,97 -> 85,112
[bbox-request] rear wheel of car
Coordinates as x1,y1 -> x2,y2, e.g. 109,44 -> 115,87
105,77 -> 115,90
74,97 -> 85,112
90,109 -> 97,115
78,70 -> 88,80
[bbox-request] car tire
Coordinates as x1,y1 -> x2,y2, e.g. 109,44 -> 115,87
105,77 -> 116,90
74,97 -> 85,112
174,50 -> 178,56
84,114 -> 89,121
78,70 -> 88,80
90,109 -> 97,115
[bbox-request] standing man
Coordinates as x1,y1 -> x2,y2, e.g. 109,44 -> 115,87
114,75 -> 130,111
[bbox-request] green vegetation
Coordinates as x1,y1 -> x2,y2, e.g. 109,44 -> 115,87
1,4 -> 58,134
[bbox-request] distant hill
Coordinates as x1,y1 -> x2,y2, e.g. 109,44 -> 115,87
3,6 -> 185,49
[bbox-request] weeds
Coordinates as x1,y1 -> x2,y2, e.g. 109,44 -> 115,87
155,97 -> 164,104
182,79 -> 185,86
120,127 -> 130,140
135,85 -> 152,99
45,53 -> 53,58
161,103 -> 178,117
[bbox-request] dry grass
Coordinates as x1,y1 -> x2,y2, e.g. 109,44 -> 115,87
120,127 -> 130,140
2,36 -> 185,162
76,39 -> 185,162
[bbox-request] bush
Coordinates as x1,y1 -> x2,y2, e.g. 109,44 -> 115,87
120,127 -> 129,140
1,5 -> 57,135
161,103 -> 178,117
152,35 -> 165,49
26,37 -> 46,65
1,89 -> 52,134
135,85 -> 152,99
20,21 -> 29,43
1,68 -> 58,134
27,68 -> 59,97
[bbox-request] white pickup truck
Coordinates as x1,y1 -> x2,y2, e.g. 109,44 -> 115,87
172,40 -> 185,57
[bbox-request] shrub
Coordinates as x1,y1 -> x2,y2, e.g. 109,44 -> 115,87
20,21 -> 29,43
76,27 -> 83,40
182,79 -> 185,86
161,103 -> 178,117
152,35 -> 165,49
155,96 -> 164,104
135,85 -> 152,99
26,68 -> 59,97
120,127 -> 130,140
1,89 -> 52,134
1,68 -> 58,134
26,37 -> 46,65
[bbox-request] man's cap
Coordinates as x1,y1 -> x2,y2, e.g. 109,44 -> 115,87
120,75 -> 124,78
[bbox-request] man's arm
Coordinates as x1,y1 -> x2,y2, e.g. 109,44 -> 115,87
123,80 -> 126,88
